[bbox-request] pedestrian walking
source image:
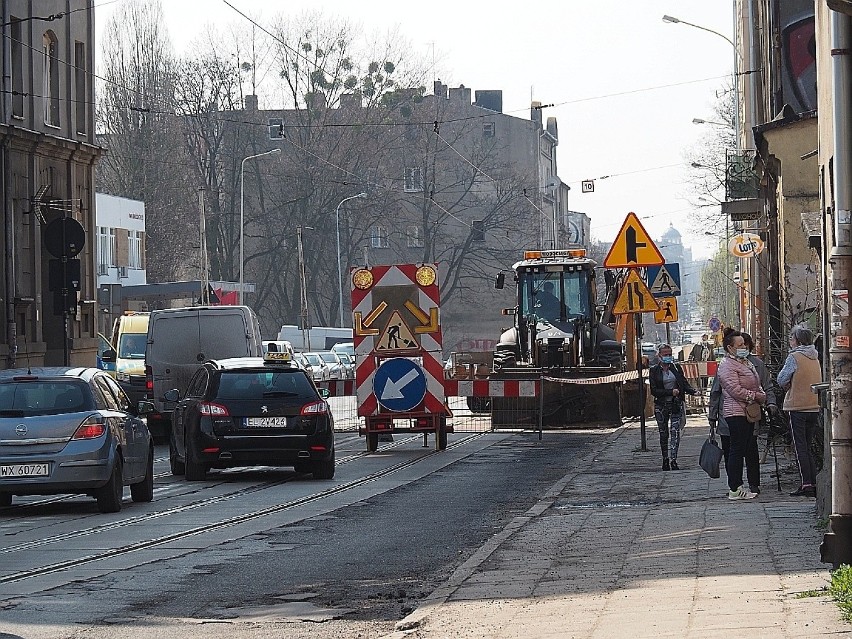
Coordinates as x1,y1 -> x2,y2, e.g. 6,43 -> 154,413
717,328 -> 766,500
777,325 -> 822,498
649,343 -> 698,471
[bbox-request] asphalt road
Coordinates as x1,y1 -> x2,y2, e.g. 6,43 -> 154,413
0,428 -> 601,639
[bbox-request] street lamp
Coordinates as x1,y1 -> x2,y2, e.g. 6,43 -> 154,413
335,192 -> 367,327
692,117 -> 729,127
239,148 -> 281,305
663,14 -> 740,153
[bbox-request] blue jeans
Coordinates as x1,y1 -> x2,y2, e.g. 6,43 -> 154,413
726,415 -> 760,492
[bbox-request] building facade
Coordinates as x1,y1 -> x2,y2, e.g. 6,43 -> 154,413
0,1 -> 101,368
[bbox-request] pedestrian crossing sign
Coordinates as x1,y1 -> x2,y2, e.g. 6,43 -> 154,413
647,263 -> 681,298
612,269 -> 660,314
376,310 -> 419,351
654,297 -> 678,324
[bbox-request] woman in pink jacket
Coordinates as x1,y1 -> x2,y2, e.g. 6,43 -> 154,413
717,328 -> 766,500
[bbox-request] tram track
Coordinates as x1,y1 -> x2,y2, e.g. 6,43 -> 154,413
0,433 -> 483,583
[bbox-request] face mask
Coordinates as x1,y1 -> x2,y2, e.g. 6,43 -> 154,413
660,355 -> 673,364
735,348 -> 750,358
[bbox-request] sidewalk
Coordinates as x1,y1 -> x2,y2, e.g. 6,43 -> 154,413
386,417 -> 849,638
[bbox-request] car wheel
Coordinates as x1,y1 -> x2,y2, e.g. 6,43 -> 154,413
169,430 -> 185,476
0,492 -> 11,508
438,425 -> 448,451
185,440 -> 207,481
366,432 -> 379,452
131,446 -> 155,503
95,457 -> 124,513
312,450 -> 335,480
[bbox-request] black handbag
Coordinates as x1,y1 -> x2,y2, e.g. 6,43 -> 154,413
699,425 -> 724,479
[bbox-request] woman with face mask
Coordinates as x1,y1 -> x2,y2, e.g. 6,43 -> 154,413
649,343 -> 698,470
776,325 -> 822,497
717,328 -> 766,500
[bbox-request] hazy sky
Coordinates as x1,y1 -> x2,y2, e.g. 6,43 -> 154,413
95,0 -> 736,260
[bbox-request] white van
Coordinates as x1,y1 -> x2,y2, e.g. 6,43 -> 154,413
145,306 -> 262,435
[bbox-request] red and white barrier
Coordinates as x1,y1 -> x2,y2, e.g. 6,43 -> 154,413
443,378 -> 539,397
316,380 -> 355,397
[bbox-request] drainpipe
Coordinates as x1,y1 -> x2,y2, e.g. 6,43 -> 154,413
821,8 -> 852,569
2,0 -> 17,369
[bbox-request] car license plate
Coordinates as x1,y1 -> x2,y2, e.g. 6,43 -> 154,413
245,416 -> 289,428
0,463 -> 50,478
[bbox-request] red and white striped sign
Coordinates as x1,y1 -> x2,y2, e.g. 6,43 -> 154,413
443,379 -> 539,397
315,380 -> 355,397
351,264 -> 445,417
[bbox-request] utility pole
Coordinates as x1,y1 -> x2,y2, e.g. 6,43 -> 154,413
821,9 -> 852,569
297,226 -> 311,352
198,189 -> 208,305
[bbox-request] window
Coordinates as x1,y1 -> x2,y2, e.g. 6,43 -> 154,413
483,122 -> 495,138
128,230 -> 142,269
472,220 -> 485,242
370,226 -> 389,248
98,226 -> 115,273
404,167 -> 423,192
42,31 -> 59,126
11,18 -> 23,118
74,42 -> 86,133
407,225 -> 423,248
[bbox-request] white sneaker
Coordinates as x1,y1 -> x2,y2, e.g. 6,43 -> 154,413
728,485 -> 757,500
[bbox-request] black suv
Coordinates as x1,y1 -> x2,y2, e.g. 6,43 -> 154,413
166,354 -> 335,481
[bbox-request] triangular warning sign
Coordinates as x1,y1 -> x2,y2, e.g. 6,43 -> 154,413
612,269 -> 660,314
376,311 -> 419,351
649,265 -> 680,296
603,212 -> 665,268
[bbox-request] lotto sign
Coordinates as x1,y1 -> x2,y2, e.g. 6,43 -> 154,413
351,264 -> 445,417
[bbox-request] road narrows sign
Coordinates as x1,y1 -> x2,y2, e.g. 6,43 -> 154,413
612,269 -> 660,314
603,212 -> 665,268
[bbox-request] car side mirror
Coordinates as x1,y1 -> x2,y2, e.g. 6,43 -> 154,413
163,389 -> 180,402
101,349 -> 116,363
137,400 -> 155,415
319,388 -> 330,399
495,272 -> 505,289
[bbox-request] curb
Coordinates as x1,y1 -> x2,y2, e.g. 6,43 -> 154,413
381,423 -> 631,637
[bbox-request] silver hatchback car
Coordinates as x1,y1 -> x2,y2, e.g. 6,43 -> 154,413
0,367 -> 155,513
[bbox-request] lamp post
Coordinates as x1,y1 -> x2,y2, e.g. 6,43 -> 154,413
663,14 -> 741,154
335,192 -> 367,327
239,148 -> 281,305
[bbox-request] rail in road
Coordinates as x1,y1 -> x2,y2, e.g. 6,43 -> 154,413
0,432 -> 487,587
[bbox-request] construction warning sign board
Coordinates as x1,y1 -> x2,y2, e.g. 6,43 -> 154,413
603,212 -> 665,268
351,263 -> 445,417
612,269 -> 660,315
654,297 -> 678,323
647,263 -> 681,297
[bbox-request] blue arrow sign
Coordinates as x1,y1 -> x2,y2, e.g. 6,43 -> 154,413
373,358 -> 427,412
647,263 -> 681,298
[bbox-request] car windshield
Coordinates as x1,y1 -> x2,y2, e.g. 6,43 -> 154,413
118,333 -> 147,359
333,343 -> 354,358
319,353 -> 337,363
215,370 -> 316,400
0,380 -> 90,416
305,354 -> 322,366
338,353 -> 352,364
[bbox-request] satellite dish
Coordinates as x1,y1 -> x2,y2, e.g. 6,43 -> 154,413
44,217 -> 86,258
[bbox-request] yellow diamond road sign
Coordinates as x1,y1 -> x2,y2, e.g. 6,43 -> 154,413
604,212 -> 665,268
654,297 -> 678,324
612,269 -> 660,314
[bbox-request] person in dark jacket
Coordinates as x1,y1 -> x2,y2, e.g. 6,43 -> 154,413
649,343 -> 698,471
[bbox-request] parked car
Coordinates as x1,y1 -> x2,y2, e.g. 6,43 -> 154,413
145,305 -> 263,437
0,367 -> 155,512
301,352 -> 330,382
318,351 -> 347,380
336,352 -> 355,379
331,341 -> 355,363
166,354 -> 335,481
